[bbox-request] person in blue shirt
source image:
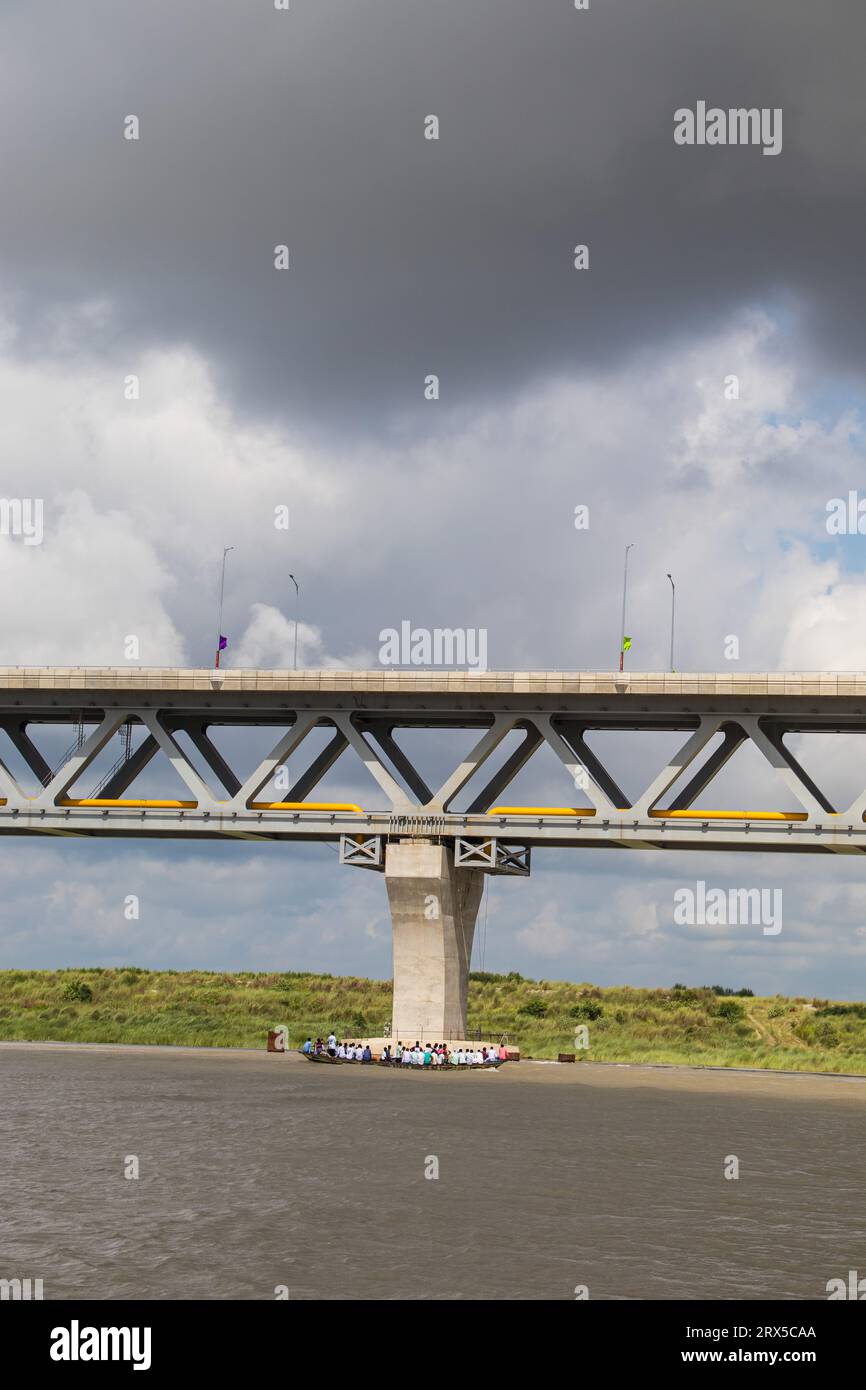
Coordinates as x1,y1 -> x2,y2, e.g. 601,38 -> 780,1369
362,1044 -> 373,1063
302,1038 -> 312,1054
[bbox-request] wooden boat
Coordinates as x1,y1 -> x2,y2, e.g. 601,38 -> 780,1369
381,1058 -> 505,1071
302,1051 -> 370,1065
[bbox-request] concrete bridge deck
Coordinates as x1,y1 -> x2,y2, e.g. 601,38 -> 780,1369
3,666 -> 866,700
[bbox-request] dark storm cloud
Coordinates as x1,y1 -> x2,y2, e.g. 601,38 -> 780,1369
0,0 -> 864,437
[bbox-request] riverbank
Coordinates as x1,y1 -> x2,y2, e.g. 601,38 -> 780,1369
4,1038 -> 866,1102
1,968 -> 865,1073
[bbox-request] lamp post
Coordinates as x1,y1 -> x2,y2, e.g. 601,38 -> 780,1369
215,546 -> 234,669
619,543 -> 634,672
284,572 -> 301,798
666,572 -> 676,673
289,573 -> 299,668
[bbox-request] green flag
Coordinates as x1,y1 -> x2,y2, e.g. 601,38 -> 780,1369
622,636 -> 632,652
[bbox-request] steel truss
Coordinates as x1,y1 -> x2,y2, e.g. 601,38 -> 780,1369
2,673 -> 866,864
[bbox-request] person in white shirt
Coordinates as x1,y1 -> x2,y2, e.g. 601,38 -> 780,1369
327,1033 -> 337,1052
402,1047 -> 412,1065
337,1043 -> 346,1059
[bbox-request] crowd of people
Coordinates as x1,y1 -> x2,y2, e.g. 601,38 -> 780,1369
302,1034 -> 508,1067
303,1035 -> 373,1061
386,1041 -> 508,1067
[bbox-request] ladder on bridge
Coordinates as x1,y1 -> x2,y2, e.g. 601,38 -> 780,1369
40,714 -> 87,788
37,717 -> 136,796
89,722 -> 135,797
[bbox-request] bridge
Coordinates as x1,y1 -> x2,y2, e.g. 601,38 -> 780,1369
1,666 -> 864,1039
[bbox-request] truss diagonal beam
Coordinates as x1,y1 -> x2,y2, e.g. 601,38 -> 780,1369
556,724 -> 631,809
534,716 -> 620,814
364,725 -> 434,806
841,776 -> 866,820
231,714 -> 321,809
284,727 -> 348,802
428,717 -> 515,812
668,722 -> 746,811
0,752 -> 22,801
330,714 -> 416,812
139,712 -> 221,807
181,723 -> 243,797
97,733 -> 160,799
465,724 -> 543,814
2,722 -> 53,786
759,724 -> 835,815
632,719 -> 723,815
743,718 -> 835,816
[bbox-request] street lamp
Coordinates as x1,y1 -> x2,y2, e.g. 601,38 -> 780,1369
215,546 -> 234,669
666,573 -> 676,673
289,573 -> 299,669
619,544 -> 634,672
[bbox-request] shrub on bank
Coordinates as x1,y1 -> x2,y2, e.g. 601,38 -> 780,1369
62,980 -> 93,1003
570,1002 -> 603,1021
518,1000 -> 548,1018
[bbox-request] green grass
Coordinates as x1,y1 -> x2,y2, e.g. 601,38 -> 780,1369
1,969 -> 865,1073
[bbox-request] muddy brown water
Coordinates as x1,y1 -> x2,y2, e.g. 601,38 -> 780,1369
0,1044 -> 863,1300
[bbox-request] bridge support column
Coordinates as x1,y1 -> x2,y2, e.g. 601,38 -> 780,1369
385,840 -> 484,1042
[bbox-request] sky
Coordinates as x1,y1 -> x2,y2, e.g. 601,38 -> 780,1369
2,0 -> 866,999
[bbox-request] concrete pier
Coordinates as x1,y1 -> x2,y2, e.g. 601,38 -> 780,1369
385,841 -> 484,1041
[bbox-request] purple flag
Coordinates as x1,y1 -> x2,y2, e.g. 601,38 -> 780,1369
218,635 -> 228,651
